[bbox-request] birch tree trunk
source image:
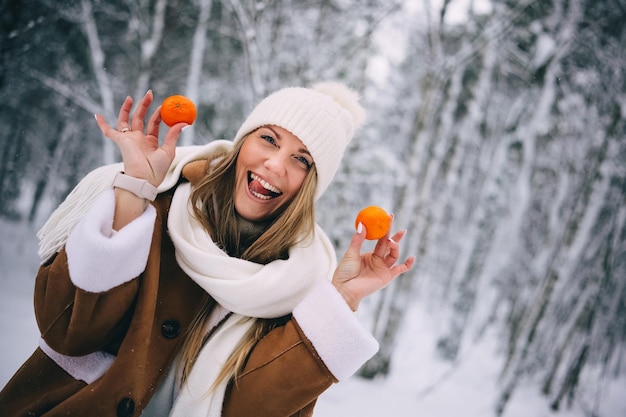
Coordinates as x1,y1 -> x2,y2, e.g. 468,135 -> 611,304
134,0 -> 168,100
79,0 -> 116,165
224,0 -> 267,100
180,0 -> 213,146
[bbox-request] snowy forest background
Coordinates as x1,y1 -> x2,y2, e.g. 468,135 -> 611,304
1,0 -> 625,416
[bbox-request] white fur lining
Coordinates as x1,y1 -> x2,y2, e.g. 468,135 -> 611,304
292,279 -> 379,381
37,142 -> 233,263
65,189 -> 157,293
39,338 -> 115,384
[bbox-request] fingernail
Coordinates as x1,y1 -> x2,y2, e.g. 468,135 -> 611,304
357,222 -> 364,234
181,125 -> 190,132
93,114 -> 98,121
146,89 -> 152,96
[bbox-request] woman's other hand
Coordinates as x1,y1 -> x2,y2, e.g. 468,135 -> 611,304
332,216 -> 415,311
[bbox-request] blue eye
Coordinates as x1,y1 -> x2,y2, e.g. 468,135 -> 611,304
261,134 -> 277,146
296,155 -> 312,169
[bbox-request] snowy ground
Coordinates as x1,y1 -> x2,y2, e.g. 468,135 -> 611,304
1,219 -> 624,416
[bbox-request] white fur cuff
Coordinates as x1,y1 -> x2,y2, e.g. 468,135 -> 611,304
66,189 -> 157,293
293,279 -> 379,381
39,338 -> 115,384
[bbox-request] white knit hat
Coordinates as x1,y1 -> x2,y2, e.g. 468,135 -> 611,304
233,82 -> 366,199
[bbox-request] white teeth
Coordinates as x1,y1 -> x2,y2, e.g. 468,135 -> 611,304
251,191 -> 272,200
250,173 -> 281,194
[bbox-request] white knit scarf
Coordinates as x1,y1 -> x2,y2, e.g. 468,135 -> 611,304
36,141 -> 337,417
167,181 -> 336,416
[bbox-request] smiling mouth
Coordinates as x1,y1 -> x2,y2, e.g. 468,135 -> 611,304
248,172 -> 283,200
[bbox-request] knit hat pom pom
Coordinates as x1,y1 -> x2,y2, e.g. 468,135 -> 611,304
312,82 -> 366,130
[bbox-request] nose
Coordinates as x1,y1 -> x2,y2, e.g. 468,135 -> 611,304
264,153 -> 287,177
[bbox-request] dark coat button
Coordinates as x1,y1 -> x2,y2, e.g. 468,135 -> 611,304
117,397 -> 135,417
161,320 -> 180,339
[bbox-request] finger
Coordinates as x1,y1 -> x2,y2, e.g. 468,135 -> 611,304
375,228 -> 406,264
117,96 -> 134,130
161,122 -> 187,158
373,228 -> 397,259
347,222 -> 367,256
131,90 -> 153,132
384,237 -> 400,266
390,229 -> 407,243
373,236 -> 389,259
389,256 -> 416,279
95,114 -> 117,140
146,106 -> 162,137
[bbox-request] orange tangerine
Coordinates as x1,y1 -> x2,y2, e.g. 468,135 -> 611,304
355,206 -> 391,240
160,95 -> 197,127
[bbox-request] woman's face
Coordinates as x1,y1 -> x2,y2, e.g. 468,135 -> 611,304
234,125 -> 313,222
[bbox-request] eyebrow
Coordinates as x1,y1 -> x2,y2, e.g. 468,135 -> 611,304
266,126 -> 312,157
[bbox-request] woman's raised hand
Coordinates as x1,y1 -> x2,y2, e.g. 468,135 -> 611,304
332,217 -> 415,311
94,90 -> 187,187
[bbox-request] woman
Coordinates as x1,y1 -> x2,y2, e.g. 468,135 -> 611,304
0,82 -> 414,417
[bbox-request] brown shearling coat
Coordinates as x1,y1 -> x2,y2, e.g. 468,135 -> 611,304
0,181 -> 336,417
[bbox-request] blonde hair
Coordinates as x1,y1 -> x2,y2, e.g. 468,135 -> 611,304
178,135 -> 318,389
